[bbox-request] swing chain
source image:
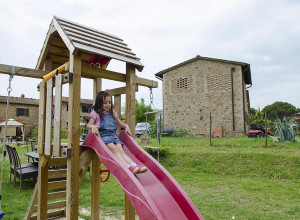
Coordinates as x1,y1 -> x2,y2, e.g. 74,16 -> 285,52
0,67 -> 15,214
149,88 -> 156,109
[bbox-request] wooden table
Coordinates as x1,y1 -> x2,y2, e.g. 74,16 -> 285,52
25,151 -> 39,161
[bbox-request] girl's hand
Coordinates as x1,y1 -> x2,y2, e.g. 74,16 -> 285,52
91,125 -> 100,136
124,125 -> 132,136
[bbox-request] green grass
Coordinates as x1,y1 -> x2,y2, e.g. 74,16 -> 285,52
1,136 -> 299,219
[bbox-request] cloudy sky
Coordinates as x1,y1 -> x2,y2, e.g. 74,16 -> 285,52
0,0 -> 299,110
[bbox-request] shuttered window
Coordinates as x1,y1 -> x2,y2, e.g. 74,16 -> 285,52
16,108 -> 29,117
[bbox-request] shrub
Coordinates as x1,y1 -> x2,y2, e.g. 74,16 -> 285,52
162,126 -> 176,136
274,116 -> 297,142
30,123 -> 39,139
162,127 -> 192,137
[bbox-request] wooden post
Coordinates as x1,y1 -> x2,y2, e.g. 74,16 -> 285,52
45,78 -> 53,156
125,63 -> 136,220
93,78 -> 102,103
91,78 -> 101,220
37,58 -> 51,220
114,95 -> 121,134
265,111 -> 268,147
37,81 -> 46,154
53,74 -> 63,157
91,154 -> 100,220
66,52 -> 81,219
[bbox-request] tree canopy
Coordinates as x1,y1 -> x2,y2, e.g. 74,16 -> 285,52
135,98 -> 155,124
262,101 -> 297,121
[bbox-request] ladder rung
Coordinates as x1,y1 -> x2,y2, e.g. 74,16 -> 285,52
30,209 -> 65,220
48,190 -> 66,201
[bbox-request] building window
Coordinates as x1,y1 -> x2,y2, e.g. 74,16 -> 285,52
16,108 -> 29,117
177,78 -> 188,88
82,105 -> 91,113
171,75 -> 194,94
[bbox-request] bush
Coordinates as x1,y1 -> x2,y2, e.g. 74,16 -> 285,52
162,127 -> 192,137
30,124 -> 38,139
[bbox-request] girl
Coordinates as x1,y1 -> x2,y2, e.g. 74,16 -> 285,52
87,91 -> 147,174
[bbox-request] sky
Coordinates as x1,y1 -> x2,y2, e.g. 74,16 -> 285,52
0,0 -> 299,110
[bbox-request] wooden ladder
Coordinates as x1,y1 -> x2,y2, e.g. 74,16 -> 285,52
24,147 -> 93,220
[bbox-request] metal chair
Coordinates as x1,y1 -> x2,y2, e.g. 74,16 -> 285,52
6,145 -> 38,190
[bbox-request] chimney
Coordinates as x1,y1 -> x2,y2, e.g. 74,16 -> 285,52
21,94 -> 25,98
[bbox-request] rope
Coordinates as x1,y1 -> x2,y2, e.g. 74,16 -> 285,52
0,67 -> 15,212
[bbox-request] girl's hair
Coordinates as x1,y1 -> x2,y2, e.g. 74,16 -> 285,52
94,91 -> 114,120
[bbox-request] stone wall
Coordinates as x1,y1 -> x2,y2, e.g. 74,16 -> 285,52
163,59 -> 249,137
0,96 -> 93,138
0,101 -> 39,136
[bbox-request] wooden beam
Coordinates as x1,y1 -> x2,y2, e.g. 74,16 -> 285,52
0,63 -> 47,79
93,78 -> 102,103
47,191 -> 66,201
45,78 -> 53,156
114,95 -> 121,135
125,63 -> 136,220
24,183 -> 38,220
82,62 -> 157,87
78,148 -> 93,185
82,62 -> 126,81
66,52 -> 81,219
53,74 -> 63,157
37,81 -> 46,154
91,78 -> 101,220
106,85 -> 138,96
0,62 -> 158,88
37,155 -> 50,220
36,58 -> 52,220
136,76 -> 158,88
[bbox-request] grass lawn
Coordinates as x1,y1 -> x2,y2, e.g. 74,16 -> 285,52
0,135 -> 299,219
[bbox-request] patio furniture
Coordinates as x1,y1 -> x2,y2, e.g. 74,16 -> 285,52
6,145 -> 38,190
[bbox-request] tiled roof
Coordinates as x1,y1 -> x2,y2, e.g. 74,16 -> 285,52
36,16 -> 143,71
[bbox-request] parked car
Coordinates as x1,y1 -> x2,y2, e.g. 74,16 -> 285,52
135,122 -> 151,137
248,124 -> 272,138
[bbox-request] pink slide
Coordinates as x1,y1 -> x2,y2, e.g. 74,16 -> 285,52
82,131 -> 205,220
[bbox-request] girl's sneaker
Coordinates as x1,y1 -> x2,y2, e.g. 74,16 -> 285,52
137,165 -> 148,173
129,166 -> 139,174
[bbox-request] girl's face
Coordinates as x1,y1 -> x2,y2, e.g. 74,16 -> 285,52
103,96 -> 112,112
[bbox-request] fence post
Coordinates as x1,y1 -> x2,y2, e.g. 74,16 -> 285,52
265,111 -> 268,147
210,112 -> 212,146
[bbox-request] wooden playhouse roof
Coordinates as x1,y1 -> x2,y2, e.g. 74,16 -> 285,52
36,16 -> 144,71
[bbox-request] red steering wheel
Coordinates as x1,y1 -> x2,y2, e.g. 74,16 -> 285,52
99,161 -> 110,182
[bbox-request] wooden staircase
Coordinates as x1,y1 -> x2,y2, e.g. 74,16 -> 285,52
24,147 -> 93,220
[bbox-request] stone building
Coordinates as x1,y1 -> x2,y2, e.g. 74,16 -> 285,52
0,95 -> 93,138
155,55 -> 252,137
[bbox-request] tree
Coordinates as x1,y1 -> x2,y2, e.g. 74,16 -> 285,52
262,101 -> 297,121
250,107 -> 256,116
250,107 -> 266,125
135,98 -> 155,124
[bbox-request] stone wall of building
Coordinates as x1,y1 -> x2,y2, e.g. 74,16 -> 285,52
163,59 -> 249,137
0,99 -> 39,136
0,96 -> 93,138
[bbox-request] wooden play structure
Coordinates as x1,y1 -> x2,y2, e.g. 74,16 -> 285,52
0,16 -> 158,219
